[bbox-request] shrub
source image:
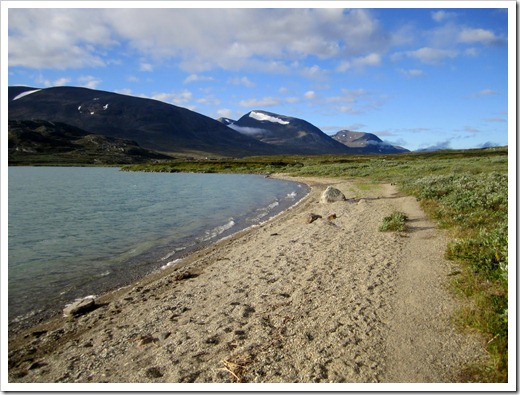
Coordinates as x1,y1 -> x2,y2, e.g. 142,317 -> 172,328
379,211 -> 408,232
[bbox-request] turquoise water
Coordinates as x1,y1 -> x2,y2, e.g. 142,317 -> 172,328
8,167 -> 308,330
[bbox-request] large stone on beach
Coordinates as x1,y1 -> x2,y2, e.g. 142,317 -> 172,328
63,296 -> 96,318
320,186 -> 346,203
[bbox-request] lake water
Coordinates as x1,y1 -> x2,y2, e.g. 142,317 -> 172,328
8,167 -> 309,330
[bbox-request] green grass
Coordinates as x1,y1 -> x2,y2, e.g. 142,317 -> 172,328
123,146 -> 508,382
379,211 -> 408,232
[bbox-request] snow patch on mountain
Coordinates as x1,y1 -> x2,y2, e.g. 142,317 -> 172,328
12,89 -> 42,101
249,111 -> 290,125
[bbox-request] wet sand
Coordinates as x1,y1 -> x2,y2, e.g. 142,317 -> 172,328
7,175 -> 486,385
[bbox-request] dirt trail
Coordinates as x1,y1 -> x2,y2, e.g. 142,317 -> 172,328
7,176 -> 486,384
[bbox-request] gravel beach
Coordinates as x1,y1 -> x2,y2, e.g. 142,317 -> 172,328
6,175 -> 487,386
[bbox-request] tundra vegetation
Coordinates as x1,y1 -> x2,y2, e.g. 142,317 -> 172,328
124,146 -> 508,382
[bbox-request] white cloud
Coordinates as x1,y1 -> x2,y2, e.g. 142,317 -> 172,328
400,47 -> 458,64
9,8 -> 390,73
399,68 -> 424,78
474,88 -> 498,97
458,28 -> 505,45
78,75 -> 102,89
36,75 -> 71,87
301,65 -> 327,79
431,10 -> 457,23
216,108 -> 234,119
8,9 -> 113,69
115,88 -> 133,96
228,76 -> 255,88
139,62 -> 154,72
304,91 -> 316,100
228,124 -> 267,135
337,53 -> 381,72
238,97 -> 280,108
352,53 -> 381,68
184,74 -> 214,84
151,90 -> 193,106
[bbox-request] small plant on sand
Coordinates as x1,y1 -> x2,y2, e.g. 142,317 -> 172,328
379,211 -> 408,232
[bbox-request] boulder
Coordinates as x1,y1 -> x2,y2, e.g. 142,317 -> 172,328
63,296 -> 96,318
320,186 -> 346,203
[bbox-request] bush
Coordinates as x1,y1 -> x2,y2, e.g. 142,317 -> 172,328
379,211 -> 408,232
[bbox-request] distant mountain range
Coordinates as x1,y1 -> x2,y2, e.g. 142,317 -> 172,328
222,110 -> 351,155
330,130 -> 409,154
9,86 -> 409,163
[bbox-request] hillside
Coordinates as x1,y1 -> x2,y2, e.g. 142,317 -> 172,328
8,120 -> 173,165
8,86 -> 280,158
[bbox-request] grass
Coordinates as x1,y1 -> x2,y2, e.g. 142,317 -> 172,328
123,146 -> 509,382
379,211 -> 408,232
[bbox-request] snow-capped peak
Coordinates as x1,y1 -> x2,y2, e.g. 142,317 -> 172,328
249,111 -> 290,125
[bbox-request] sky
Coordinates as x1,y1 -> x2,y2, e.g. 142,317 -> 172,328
4,1 -> 513,151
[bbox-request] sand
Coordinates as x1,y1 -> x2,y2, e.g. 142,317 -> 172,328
7,175 -> 487,385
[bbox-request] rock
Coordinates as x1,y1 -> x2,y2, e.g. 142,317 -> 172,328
158,332 -> 171,342
306,213 -> 322,224
320,186 -> 346,203
63,296 -> 96,318
327,213 -> 337,220
174,271 -> 199,281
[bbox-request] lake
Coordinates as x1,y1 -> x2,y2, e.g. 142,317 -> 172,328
8,167 -> 308,330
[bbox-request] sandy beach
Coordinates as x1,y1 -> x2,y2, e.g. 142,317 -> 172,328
7,175 -> 486,384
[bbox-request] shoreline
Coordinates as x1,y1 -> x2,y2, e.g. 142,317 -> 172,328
7,174 -> 487,384
7,172 -> 309,335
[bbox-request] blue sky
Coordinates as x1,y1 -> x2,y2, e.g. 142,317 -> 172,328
4,2 -> 512,151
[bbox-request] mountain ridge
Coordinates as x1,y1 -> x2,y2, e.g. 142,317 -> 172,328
225,110 -> 352,155
331,130 -> 410,154
8,86 -> 280,158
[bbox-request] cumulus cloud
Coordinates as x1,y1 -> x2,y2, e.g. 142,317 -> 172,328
216,108 -> 234,119
9,9 -> 113,69
458,28 -> 506,45
238,97 -> 280,108
36,75 -> 71,87
431,10 -> 457,23
150,90 -> 193,106
8,8 -> 389,72
399,68 -> 424,78
337,53 -> 381,72
395,47 -> 458,64
78,75 -> 102,89
228,76 -> 255,88
184,74 -> 214,84
304,91 -> 316,100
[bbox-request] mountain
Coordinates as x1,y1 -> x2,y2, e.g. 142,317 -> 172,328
8,86 -> 280,158
227,110 -> 352,155
8,120 -> 173,165
331,130 -> 409,154
216,117 -> 236,125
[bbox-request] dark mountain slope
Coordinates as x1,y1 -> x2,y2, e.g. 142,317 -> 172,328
228,110 -> 352,155
8,86 -> 280,157
8,120 -> 173,165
